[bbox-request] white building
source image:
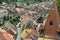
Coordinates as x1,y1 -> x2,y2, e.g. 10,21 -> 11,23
0,9 -> 8,18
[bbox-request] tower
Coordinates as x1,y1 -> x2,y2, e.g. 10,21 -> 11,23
44,2 -> 60,38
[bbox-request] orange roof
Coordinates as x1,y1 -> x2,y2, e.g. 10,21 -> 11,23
0,28 -> 13,40
15,8 -> 25,12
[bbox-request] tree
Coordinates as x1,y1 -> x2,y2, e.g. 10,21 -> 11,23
0,19 -> 4,26
0,0 -> 43,3
56,0 -> 60,15
9,15 -> 20,25
0,0 -> 2,4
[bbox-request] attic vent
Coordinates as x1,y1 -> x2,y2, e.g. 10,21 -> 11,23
50,21 -> 53,26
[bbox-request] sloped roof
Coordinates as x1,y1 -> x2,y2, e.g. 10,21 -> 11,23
4,21 -> 17,34
0,28 -> 13,40
23,19 -> 34,29
20,13 -> 34,25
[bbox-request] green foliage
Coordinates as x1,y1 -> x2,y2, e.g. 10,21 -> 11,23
37,17 -> 43,23
56,0 -> 60,7
9,15 -> 20,25
0,0 -> 2,4
0,19 -> 4,26
56,0 -> 60,15
0,0 -> 43,4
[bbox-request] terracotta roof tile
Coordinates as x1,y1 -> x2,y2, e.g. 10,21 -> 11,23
0,28 -> 13,40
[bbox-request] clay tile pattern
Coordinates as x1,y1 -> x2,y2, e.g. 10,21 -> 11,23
0,28 -> 13,40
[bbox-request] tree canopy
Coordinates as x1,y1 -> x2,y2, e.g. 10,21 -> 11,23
0,0 -> 43,4
56,0 -> 60,15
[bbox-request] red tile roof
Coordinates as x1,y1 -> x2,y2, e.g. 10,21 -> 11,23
0,28 -> 13,40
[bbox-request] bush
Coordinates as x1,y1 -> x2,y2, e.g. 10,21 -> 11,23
0,19 -> 4,26
9,15 -> 20,25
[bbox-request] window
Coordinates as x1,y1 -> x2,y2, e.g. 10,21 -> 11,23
50,21 -> 53,26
